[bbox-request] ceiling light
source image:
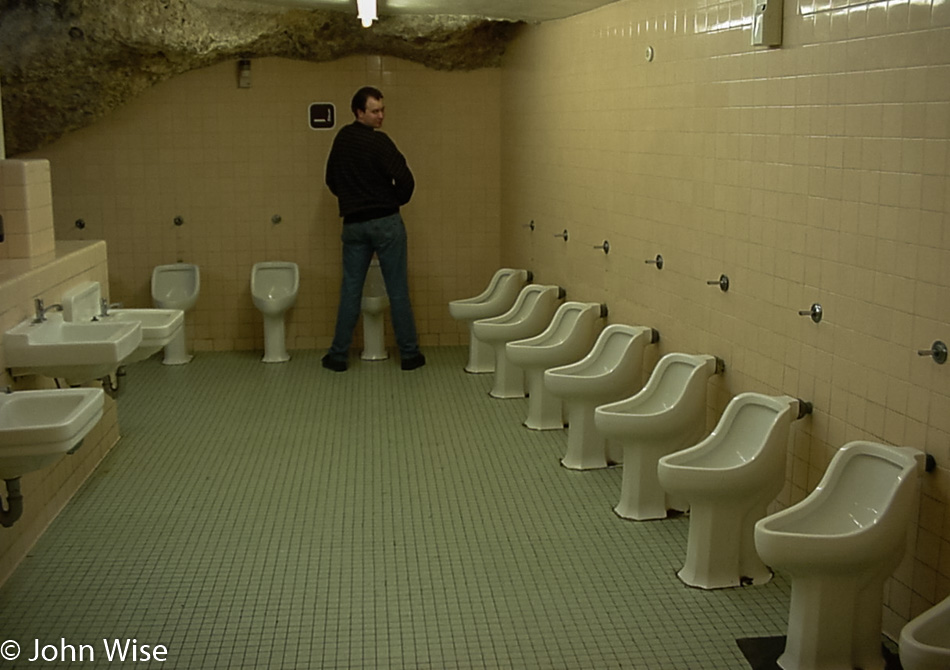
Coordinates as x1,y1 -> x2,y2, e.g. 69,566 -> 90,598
356,0 -> 376,27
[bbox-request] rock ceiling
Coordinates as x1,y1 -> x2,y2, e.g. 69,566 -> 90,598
0,0 -> 524,156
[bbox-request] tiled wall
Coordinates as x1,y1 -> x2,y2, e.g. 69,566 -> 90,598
0,159 -> 120,585
0,160 -> 55,261
499,0 -> 950,635
26,56 -> 503,353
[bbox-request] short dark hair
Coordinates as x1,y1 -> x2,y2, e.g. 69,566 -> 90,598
351,86 -> 383,116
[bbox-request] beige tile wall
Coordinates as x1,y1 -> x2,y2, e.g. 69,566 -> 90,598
499,0 -> 950,635
0,160 -> 56,262
26,56 -> 503,353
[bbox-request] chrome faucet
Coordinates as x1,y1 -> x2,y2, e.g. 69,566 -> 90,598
98,298 -> 124,318
33,298 -> 63,323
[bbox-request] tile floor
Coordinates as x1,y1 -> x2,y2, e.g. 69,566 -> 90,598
0,348 -> 796,668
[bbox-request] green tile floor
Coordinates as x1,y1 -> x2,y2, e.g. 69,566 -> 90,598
0,347 -> 794,668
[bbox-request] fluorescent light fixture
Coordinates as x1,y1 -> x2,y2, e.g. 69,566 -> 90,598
356,0 -> 376,27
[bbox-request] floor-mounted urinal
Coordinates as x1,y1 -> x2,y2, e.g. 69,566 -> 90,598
251,261 -> 299,363
151,263 -> 200,365
544,324 -> 659,471
657,393 -> 807,589
593,353 -> 720,511
754,441 -> 924,670
900,594 -> 950,670
449,268 -> 531,373
505,301 -> 605,430
472,284 -> 564,399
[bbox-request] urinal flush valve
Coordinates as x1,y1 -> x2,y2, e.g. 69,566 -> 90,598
796,399 -> 813,420
799,303 -> 823,323
918,340 -> 947,364
707,274 -> 730,292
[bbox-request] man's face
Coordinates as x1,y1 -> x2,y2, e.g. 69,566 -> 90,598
356,97 -> 385,128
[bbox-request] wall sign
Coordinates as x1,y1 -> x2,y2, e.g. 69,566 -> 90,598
309,103 -> 335,130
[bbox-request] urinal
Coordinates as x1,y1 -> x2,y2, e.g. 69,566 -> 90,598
449,268 -> 531,373
505,301 -> 605,430
62,280 -> 185,365
657,393 -> 804,589
472,284 -> 564,399
361,257 -> 390,361
900,594 -> 950,670
593,353 -> 719,511
545,325 -> 659,469
251,261 -> 299,363
754,441 -> 924,670
151,263 -> 200,365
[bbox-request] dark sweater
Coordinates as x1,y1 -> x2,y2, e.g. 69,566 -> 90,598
325,121 -> 415,223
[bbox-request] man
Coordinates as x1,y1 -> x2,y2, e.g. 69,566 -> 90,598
322,86 -> 425,372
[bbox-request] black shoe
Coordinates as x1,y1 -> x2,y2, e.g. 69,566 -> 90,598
321,355 -> 347,372
401,353 -> 426,371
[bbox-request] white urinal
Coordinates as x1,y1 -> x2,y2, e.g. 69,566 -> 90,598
361,258 -> 389,361
900,594 -> 950,670
251,261 -> 299,363
505,301 -> 605,430
545,325 -> 659,472
472,284 -> 564,399
151,263 -> 200,365
593,353 -> 719,509
449,268 -> 531,373
754,441 -> 924,670
657,393 -> 804,589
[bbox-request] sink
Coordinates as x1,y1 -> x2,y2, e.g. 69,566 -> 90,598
4,313 -> 143,384
0,388 -> 104,479
60,281 -> 184,365
101,308 -> 184,364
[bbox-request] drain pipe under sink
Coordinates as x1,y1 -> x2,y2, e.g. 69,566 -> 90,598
100,373 -> 120,398
1,478 -> 23,527
0,438 -> 85,527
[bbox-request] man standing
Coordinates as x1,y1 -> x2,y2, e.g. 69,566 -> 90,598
322,86 -> 425,372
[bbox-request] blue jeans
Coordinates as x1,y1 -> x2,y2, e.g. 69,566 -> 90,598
327,213 -> 420,361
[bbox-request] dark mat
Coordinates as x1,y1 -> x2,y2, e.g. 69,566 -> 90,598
736,636 -> 903,670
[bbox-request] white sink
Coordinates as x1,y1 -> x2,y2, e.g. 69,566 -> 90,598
101,308 -> 184,364
0,388 -> 104,479
59,281 -> 185,365
4,313 -> 143,384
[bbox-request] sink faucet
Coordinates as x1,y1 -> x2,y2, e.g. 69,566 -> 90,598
33,298 -> 63,323
98,298 -> 123,318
